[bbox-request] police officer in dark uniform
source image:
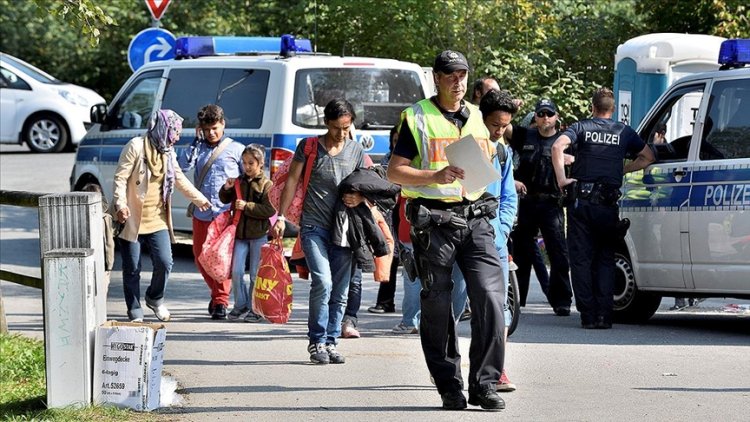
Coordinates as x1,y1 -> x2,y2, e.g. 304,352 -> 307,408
504,99 -> 573,315
552,88 -> 655,329
388,50 -> 506,411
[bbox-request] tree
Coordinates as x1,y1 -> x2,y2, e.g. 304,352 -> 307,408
635,0 -> 749,38
30,0 -> 115,46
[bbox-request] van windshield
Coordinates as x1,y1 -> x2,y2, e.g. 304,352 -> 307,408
293,68 -> 424,130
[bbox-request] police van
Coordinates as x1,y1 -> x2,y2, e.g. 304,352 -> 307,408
71,35 -> 430,235
615,38 -> 750,322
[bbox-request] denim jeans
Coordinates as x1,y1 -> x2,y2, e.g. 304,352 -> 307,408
119,229 -> 173,320
398,242 -> 421,327
344,265 -> 363,322
300,225 -> 353,345
231,236 -> 266,311
453,244 -> 511,326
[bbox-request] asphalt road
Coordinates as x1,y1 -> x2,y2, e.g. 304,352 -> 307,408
1,145 -> 749,421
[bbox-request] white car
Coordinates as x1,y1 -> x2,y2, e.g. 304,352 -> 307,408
0,52 -> 105,152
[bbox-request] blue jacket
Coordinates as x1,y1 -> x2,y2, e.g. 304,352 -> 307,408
488,143 -> 517,249
178,136 -> 244,221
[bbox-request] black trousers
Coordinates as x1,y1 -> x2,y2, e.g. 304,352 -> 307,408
512,196 -> 572,308
566,199 -> 618,324
411,216 -> 505,394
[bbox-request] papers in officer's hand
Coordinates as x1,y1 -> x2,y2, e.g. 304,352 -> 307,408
444,135 -> 501,194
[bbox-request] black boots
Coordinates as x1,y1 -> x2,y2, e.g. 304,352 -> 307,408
468,385 -> 505,411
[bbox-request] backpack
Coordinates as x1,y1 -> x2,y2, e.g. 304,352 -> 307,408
268,136 -> 318,225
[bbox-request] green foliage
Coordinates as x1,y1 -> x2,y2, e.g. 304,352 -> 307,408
635,0 -> 749,37
30,0 -> 116,47
0,333 -> 161,421
1,0 -> 747,120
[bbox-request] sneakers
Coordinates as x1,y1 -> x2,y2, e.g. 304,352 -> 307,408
497,370 -> 516,392
441,390 -> 467,410
211,303 -> 227,320
367,303 -> 395,314
129,317 -> 143,323
308,343 -> 329,364
468,385 -> 505,411
341,319 -> 360,338
146,303 -> 171,322
244,311 -> 263,323
228,306 -> 250,320
392,322 -> 419,334
325,344 -> 346,364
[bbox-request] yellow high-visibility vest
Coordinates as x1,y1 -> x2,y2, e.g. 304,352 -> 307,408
400,98 -> 492,202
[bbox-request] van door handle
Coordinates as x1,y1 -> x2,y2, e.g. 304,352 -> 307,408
673,169 -> 687,177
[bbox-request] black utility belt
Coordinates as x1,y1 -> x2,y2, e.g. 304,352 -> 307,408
407,195 -> 498,230
576,182 -> 621,205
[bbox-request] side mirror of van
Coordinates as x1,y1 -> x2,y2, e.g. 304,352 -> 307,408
90,103 -> 108,125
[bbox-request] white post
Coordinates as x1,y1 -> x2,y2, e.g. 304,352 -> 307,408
43,248 -> 97,408
38,192 -> 107,325
38,192 -> 108,409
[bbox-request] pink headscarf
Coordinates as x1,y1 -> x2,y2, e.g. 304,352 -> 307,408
146,109 -> 183,204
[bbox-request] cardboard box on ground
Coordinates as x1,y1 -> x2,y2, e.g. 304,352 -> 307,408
93,321 -> 167,411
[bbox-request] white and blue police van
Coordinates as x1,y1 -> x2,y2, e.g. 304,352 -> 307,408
71,35 -> 430,237
615,38 -> 750,322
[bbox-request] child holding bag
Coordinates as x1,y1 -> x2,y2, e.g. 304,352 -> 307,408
219,144 -> 276,322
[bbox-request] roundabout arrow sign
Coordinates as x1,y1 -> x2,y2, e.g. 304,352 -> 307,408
127,28 -> 176,72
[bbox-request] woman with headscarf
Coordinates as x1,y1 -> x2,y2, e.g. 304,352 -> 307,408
113,109 -> 210,322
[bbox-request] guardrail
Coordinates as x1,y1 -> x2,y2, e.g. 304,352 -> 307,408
0,190 -> 47,289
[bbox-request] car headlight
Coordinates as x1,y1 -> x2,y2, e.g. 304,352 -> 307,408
57,89 -> 89,106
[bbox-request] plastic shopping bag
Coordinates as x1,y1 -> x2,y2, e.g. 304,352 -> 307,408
197,181 -> 241,281
252,240 -> 293,324
197,210 -> 237,281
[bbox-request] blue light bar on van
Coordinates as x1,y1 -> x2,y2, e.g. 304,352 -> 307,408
174,36 -> 312,59
718,39 -> 750,67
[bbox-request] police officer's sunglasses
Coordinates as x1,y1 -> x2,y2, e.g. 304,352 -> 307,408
536,110 -> 555,118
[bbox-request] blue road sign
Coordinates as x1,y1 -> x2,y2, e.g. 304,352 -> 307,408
128,28 -> 176,72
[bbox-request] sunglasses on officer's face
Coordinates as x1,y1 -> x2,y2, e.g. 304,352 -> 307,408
536,110 -> 555,118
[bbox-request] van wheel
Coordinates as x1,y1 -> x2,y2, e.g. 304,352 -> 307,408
613,252 -> 662,323
24,114 -> 69,153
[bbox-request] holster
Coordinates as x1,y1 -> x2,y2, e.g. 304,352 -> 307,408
561,181 -> 577,207
405,201 -> 469,231
397,242 -> 419,282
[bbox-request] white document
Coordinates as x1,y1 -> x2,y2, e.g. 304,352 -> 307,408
444,134 -> 501,194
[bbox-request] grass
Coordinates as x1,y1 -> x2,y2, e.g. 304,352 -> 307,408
0,333 -> 165,421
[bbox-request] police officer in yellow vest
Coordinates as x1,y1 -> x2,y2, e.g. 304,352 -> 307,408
388,50 -> 506,412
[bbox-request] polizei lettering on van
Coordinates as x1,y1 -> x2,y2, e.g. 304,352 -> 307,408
704,183 -> 750,206
585,131 -> 620,145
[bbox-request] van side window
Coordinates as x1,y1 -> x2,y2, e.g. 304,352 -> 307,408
293,68 -> 424,129
641,84 -> 705,163
162,68 -> 270,129
700,79 -> 750,160
109,70 -> 162,130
